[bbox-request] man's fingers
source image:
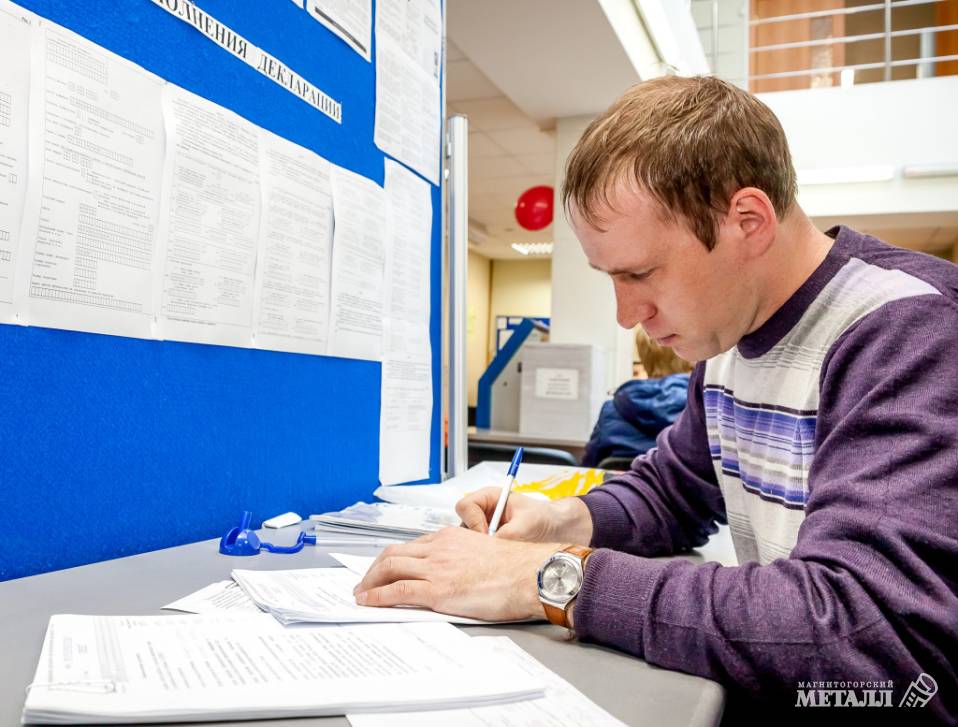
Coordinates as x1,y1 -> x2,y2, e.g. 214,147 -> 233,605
356,579 -> 434,608
455,499 -> 489,533
354,555 -> 429,594
455,487 -> 504,532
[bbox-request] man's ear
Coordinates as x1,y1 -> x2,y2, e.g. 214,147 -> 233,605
725,187 -> 776,258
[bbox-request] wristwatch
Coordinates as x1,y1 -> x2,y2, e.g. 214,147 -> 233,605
537,545 -> 593,628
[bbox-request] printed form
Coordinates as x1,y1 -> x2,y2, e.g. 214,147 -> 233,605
253,130 -> 333,356
0,3 -> 31,322
162,580 -> 262,614
23,614 -> 544,723
18,24 -> 165,338
307,0 -> 372,62
328,166 -> 386,361
348,637 -> 628,727
380,160 -> 433,485
156,85 -> 260,348
374,0 -> 442,185
232,567 -> 498,625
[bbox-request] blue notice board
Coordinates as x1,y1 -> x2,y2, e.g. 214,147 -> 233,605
2,0 -> 444,581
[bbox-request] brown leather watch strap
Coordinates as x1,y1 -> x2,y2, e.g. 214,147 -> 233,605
542,545 -> 593,629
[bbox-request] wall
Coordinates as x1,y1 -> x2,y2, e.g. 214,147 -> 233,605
758,75 -> 958,218
466,250 -> 491,407
487,258 -> 552,361
550,114 -> 636,394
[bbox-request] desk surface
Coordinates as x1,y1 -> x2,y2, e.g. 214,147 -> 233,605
0,528 -> 729,727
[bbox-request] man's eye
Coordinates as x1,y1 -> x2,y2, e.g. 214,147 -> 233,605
628,270 -> 651,282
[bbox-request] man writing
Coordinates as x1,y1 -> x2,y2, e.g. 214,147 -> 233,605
354,76 -> 957,717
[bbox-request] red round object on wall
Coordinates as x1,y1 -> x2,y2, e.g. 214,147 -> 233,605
514,185 -> 554,230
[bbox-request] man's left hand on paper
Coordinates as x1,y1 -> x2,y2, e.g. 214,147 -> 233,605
352,527 -> 559,622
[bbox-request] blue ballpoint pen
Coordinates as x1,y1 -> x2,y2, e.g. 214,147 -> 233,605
488,447 -> 524,535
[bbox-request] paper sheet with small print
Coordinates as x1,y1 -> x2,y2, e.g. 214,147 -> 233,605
347,636 -> 628,727
231,566 -> 500,625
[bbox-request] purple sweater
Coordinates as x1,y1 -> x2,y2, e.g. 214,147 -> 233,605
576,227 -> 958,719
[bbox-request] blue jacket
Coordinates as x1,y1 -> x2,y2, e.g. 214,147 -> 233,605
581,373 -> 690,467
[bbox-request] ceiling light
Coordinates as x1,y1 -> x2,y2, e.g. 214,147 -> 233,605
902,163 -> 958,179
511,242 -> 554,256
797,165 -> 896,186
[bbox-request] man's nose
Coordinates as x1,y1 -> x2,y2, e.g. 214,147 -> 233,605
613,284 -> 656,328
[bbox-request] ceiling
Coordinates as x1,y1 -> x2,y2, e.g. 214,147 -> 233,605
446,40 -> 556,260
446,2 -> 958,262
446,0 -> 648,260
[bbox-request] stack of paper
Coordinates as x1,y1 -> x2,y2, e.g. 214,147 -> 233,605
23,614 -> 544,724
230,565 -> 504,625
348,636 -> 628,727
310,502 -> 460,541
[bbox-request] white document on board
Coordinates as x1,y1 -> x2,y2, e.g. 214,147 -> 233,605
327,166 -> 386,361
17,23 -> 165,338
0,4 -> 32,322
252,129 -> 333,356
23,614 -> 545,723
156,84 -> 260,348
379,160 -> 432,485
347,636 -> 628,727
306,0 -> 372,62
374,0 -> 441,185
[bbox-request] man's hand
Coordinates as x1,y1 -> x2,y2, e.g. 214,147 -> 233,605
456,488 -> 594,545
353,527 -> 561,622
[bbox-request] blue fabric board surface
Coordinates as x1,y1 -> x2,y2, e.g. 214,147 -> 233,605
2,0 -> 444,581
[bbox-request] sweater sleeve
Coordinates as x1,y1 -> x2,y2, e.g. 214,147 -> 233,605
579,363 -> 727,555
573,295 -> 958,717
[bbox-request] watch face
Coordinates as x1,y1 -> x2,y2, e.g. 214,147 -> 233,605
541,556 -> 582,601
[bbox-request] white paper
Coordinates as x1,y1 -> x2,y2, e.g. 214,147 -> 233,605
252,130 -> 333,355
156,84 -> 260,348
328,552 -> 376,576
374,0 -> 441,184
307,0 -> 372,62
162,580 -> 262,614
535,368 -> 580,399
23,614 -> 545,723
327,166 -> 386,361
348,637 -> 628,727
0,4 -> 32,322
232,567 -> 498,625
311,501 -> 459,538
382,161 -> 431,359
380,160 -> 433,484
17,24 -> 165,338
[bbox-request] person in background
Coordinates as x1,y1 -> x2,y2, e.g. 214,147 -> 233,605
580,329 -> 692,468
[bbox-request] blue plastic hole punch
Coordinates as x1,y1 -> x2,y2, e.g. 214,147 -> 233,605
219,510 -> 317,556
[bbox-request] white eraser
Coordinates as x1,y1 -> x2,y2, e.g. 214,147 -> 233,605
262,511 -> 302,529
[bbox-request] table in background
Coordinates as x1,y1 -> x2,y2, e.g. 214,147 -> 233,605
0,526 -> 732,727
468,426 -> 588,463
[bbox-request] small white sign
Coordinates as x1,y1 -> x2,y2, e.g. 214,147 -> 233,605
535,368 -> 579,400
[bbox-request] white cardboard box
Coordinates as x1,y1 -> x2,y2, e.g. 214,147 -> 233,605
519,343 -> 606,441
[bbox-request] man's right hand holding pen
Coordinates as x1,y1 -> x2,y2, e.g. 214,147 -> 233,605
455,487 -> 594,545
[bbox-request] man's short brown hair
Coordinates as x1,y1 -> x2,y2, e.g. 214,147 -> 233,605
562,75 -> 797,250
